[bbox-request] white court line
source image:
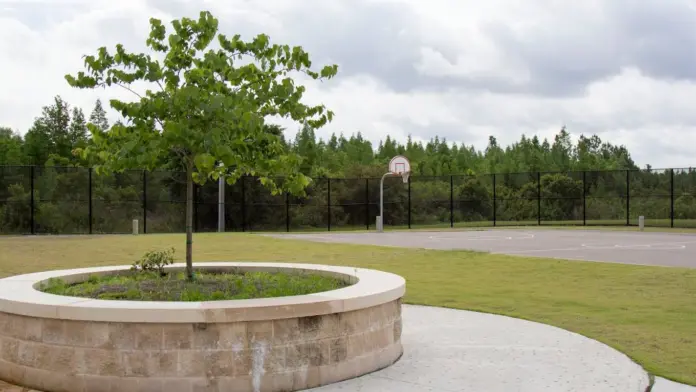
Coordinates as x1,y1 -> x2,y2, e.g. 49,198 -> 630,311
581,243 -> 687,250
502,247 -> 590,254
503,241 -> 696,254
428,233 -> 536,241
581,240 -> 696,247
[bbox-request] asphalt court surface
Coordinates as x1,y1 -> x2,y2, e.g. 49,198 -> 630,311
271,229 -> 696,268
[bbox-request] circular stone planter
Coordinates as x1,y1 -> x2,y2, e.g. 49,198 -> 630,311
0,262 -> 405,392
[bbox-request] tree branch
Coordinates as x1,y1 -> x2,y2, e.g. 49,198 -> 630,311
114,82 -> 143,99
109,82 -> 167,131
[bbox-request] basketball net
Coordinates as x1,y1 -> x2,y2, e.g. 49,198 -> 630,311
400,171 -> 410,184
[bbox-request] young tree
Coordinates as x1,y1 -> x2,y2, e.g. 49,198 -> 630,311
0,127 -> 24,165
65,10 -> 338,280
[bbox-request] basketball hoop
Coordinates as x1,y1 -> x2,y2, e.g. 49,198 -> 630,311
389,155 -> 411,184
378,155 -> 411,232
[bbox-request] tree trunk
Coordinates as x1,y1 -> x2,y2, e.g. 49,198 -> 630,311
185,159 -> 194,281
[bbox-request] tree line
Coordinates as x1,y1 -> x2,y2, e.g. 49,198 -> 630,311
1,95 -> 696,235
0,94 -> 640,174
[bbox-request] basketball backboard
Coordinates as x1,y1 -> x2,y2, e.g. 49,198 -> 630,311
389,155 -> 410,174
389,155 -> 410,184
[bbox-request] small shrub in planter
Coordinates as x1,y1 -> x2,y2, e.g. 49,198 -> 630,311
131,248 -> 175,276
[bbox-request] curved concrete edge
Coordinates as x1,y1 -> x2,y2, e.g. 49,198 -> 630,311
653,377 -> 696,392
0,262 -> 406,323
309,304 -> 651,392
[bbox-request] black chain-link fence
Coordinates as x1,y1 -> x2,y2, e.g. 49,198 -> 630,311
2,166 -> 696,234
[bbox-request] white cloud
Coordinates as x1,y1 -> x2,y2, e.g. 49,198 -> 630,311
2,0 -> 696,169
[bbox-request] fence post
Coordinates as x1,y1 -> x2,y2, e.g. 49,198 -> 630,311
365,178 -> 369,230
626,170 -> 630,226
30,166 -> 35,235
537,171 -> 541,225
492,174 -> 497,227
241,176 -> 246,232
450,175 -> 454,228
582,171 -> 586,226
670,169 -> 675,228
327,178 -> 331,231
88,168 -> 93,234
407,176 -> 411,229
285,191 -> 290,232
142,170 -> 147,234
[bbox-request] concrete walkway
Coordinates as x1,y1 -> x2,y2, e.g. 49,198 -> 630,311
653,377 -> 696,392
311,304 -> 649,391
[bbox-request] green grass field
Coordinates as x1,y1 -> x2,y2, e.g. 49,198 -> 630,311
1,230 -> 695,386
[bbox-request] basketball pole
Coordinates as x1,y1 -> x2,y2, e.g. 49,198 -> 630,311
377,171 -> 394,233
378,155 -> 411,233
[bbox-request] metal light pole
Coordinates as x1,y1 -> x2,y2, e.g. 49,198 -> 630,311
217,166 -> 225,233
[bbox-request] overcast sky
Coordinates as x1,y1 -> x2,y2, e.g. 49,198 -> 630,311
2,0 -> 696,168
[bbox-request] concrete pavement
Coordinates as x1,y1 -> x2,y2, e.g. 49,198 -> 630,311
271,229 -> 696,268
310,305 -> 650,392
653,377 -> 696,392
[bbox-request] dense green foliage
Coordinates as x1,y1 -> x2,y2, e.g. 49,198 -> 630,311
39,270 -> 348,301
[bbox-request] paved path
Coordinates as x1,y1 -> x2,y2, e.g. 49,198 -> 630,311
272,229 -> 696,268
310,304 -> 648,391
654,377 -> 696,392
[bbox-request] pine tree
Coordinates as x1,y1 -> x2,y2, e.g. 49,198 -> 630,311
89,99 -> 110,132
68,107 -> 88,151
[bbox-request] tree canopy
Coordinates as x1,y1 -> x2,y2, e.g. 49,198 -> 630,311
65,10 -> 337,195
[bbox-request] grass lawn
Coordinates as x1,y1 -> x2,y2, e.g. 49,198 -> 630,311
1,232 -> 695,386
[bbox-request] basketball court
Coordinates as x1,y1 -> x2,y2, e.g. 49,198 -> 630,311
271,228 -> 696,268
273,154 -> 696,269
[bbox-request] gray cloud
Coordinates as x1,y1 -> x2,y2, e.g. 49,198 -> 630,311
4,0 -> 696,169
15,0 -> 696,100
141,0 -> 696,98
1,2 -> 89,32
607,0 -> 696,81
481,0 -> 696,96
144,0 -> 431,93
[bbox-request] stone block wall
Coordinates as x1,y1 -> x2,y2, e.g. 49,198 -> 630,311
0,299 -> 402,392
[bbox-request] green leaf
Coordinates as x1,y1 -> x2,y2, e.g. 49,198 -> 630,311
194,153 -> 217,172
